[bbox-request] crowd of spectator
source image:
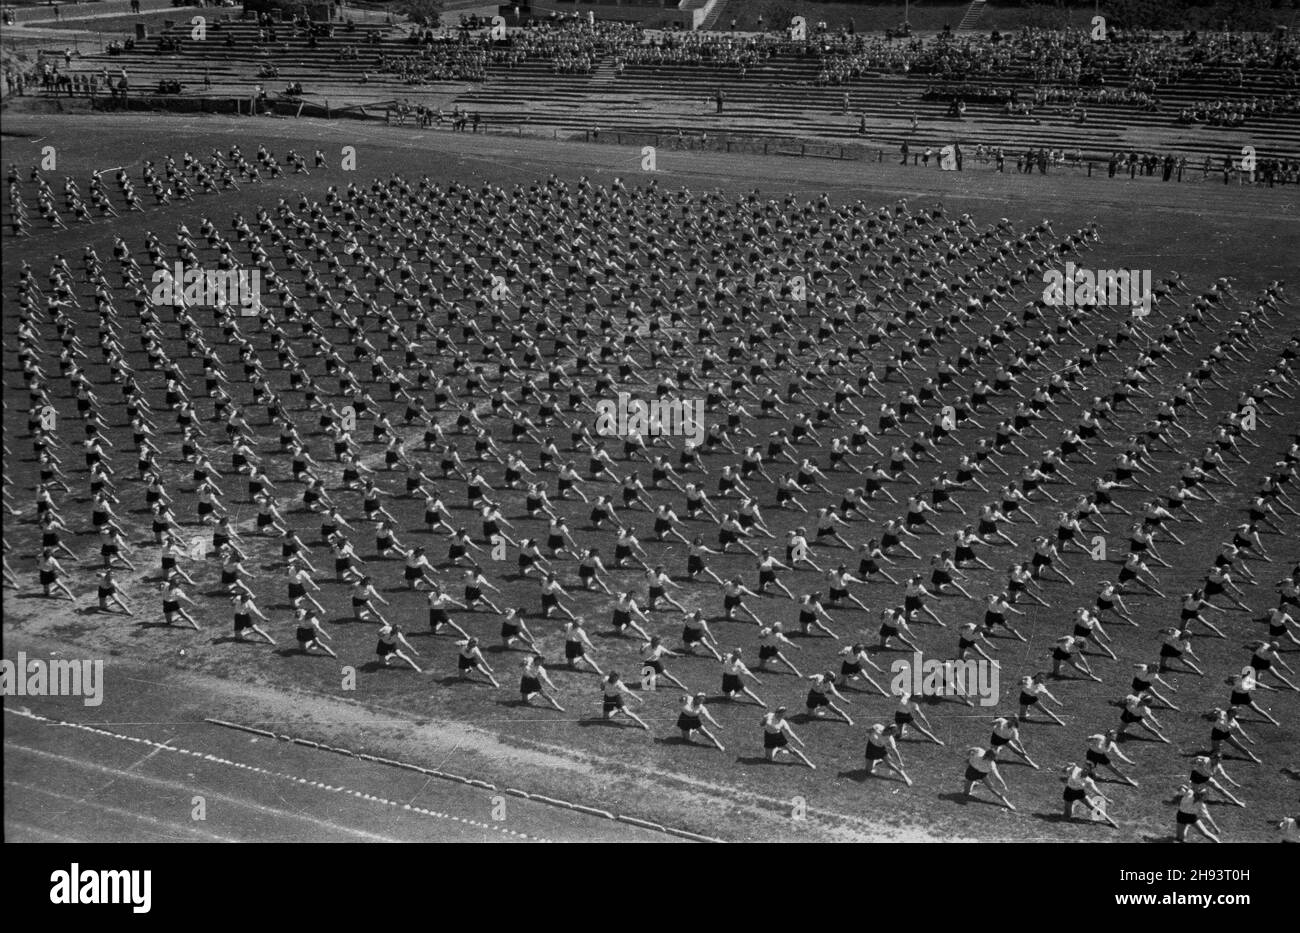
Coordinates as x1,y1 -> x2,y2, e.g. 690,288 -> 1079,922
901,140 -> 1300,186
8,12 -> 1299,148
1177,93 -> 1300,126
923,83 -> 1159,112
377,44 -> 490,83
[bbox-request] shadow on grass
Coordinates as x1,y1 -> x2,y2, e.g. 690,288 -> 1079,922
937,790 -> 1008,808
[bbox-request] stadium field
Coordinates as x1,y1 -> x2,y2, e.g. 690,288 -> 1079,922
2,111 -> 1297,843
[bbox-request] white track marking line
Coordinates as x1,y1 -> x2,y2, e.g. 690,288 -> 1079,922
5,708 -> 549,841
7,742 -> 403,842
3,820 -> 85,843
5,780 -> 238,842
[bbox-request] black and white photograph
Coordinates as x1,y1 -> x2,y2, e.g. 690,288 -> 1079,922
1,0 -> 1297,897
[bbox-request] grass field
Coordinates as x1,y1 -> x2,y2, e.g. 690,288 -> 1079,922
2,112 -> 1298,842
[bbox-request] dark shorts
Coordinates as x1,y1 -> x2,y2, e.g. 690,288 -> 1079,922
764,731 -> 788,750
806,690 -> 830,709
722,673 -> 743,694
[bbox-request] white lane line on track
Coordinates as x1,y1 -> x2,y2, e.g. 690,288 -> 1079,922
3,820 -> 86,843
5,780 -> 239,842
6,742 -> 402,842
42,738 -> 175,829
5,707 -> 551,841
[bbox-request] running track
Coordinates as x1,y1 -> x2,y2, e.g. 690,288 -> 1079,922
4,695 -> 678,843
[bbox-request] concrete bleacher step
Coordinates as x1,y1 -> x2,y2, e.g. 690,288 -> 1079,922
48,19 -> 1299,158
694,0 -> 728,34
957,0 -> 988,32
